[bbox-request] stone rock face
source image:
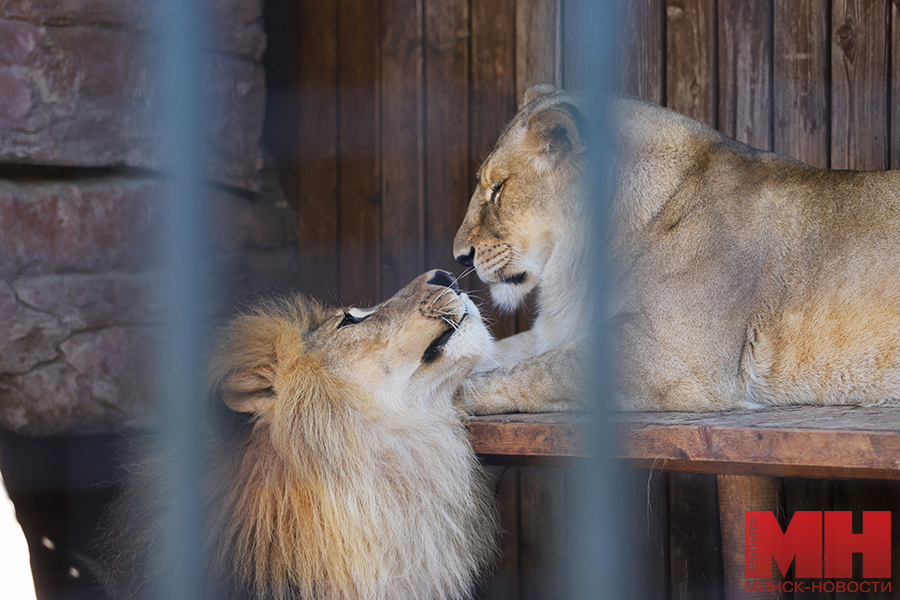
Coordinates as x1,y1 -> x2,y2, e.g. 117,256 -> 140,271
0,327 -> 160,435
0,0 -> 294,435
0,0 -> 266,59
0,0 -> 267,191
0,179 -> 298,435
0,178 -> 295,280
0,179 -> 162,279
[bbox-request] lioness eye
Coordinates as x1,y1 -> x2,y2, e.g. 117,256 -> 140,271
489,179 -> 507,204
337,313 -> 366,329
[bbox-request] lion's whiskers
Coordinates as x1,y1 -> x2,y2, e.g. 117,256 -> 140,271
429,267 -> 477,309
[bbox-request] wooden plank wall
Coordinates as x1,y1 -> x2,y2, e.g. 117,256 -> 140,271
265,0 -> 900,598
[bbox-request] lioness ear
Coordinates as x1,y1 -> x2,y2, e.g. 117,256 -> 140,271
520,83 -> 558,108
524,109 -> 584,164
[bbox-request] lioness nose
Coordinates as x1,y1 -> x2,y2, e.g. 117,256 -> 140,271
455,247 -> 475,267
427,270 -> 459,292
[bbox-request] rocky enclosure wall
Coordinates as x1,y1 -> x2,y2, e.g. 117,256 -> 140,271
0,0 -> 299,435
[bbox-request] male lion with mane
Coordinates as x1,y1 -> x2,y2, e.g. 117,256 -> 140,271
98,270 -> 498,600
455,83 -> 900,413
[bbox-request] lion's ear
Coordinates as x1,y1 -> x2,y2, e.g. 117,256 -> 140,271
208,295 -> 329,416
219,368 -> 275,414
207,315 -> 284,415
521,83 -> 558,108
525,108 -> 584,165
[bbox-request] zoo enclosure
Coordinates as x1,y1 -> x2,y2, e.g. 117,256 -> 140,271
265,0 -> 900,598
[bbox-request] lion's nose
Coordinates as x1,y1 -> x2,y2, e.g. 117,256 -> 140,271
427,270 -> 459,292
455,247 -> 475,267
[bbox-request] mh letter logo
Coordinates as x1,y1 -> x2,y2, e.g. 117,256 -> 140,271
745,511 -> 891,579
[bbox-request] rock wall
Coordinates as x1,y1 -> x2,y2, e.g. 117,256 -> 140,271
0,0 -> 266,190
0,0 -> 299,435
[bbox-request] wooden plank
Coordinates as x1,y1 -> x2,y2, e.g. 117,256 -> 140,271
783,478 -> 834,600
469,0 -> 517,176
337,0 -> 380,306
515,0 -> 561,99
471,407 -> 900,478
669,473 -> 724,599
718,0 -> 773,150
475,466 -> 521,600
468,413 -> 589,460
666,0 -> 717,127
561,0 -> 583,91
519,466 -> 567,600
424,0 -> 470,277
260,0 -> 297,199
892,0 -> 900,169
470,0 -> 517,341
832,480 -> 893,599
627,460 -> 900,482
616,405 -> 900,431
831,0 -> 890,170
624,468 -> 670,600
717,475 -> 785,600
772,0 -> 830,168
294,0 -> 339,298
380,0 -> 425,301
617,406 -> 900,479
616,0 -> 666,103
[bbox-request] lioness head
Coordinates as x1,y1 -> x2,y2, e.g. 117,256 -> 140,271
453,84 -> 586,311
210,269 -> 493,419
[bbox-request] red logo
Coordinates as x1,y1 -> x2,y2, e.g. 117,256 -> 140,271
745,511 -> 891,579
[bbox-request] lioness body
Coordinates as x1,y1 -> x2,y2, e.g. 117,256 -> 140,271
456,85 -> 900,413
99,271 -> 498,600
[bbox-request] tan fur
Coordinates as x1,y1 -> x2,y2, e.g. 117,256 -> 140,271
99,271 -> 498,599
454,84 -> 900,413
454,85 -> 589,414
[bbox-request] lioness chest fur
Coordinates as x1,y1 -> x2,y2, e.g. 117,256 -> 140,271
454,84 -> 900,413
98,270 -> 498,600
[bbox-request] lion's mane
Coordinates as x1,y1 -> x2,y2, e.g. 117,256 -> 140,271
98,295 -> 497,600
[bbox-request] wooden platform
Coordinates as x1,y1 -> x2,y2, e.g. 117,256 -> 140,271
466,412 -> 589,465
468,405 -> 900,479
469,406 -> 900,599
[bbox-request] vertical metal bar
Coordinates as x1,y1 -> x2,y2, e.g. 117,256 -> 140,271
568,0 -> 635,598
155,0 -> 210,599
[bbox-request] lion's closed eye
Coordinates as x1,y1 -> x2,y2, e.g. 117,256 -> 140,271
337,307 -> 375,329
337,313 -> 368,329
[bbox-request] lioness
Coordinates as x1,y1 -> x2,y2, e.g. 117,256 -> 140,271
455,83 -> 900,413
98,270 -> 498,600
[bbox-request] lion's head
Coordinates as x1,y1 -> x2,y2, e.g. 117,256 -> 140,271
101,270 -> 498,600
453,84 -> 587,312
209,269 -> 493,420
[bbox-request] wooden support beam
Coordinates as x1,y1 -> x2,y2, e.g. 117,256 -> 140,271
717,475 -> 785,600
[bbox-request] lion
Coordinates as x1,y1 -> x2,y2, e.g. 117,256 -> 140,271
97,270 -> 499,600
454,83 -> 900,413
